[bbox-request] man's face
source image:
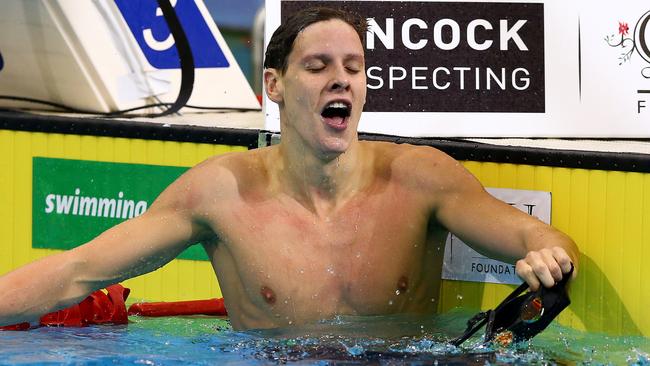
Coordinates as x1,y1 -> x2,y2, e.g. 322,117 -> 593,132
268,19 -> 367,159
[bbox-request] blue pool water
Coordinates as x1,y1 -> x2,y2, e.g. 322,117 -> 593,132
1,310 -> 649,365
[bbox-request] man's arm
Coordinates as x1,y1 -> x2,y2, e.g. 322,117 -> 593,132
413,147 -> 579,289
0,167 -> 213,327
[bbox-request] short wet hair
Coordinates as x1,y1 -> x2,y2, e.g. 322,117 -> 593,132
263,6 -> 368,74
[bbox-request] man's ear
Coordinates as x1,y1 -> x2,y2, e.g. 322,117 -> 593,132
264,68 -> 283,104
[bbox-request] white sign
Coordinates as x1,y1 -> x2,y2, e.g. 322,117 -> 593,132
0,0 -> 260,113
264,0 -> 650,137
441,187 -> 551,285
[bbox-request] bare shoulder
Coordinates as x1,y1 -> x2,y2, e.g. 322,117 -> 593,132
150,147 -> 270,214
185,147 -> 267,186
362,140 -> 485,215
364,140 -> 473,188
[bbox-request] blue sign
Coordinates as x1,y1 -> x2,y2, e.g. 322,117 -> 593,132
115,0 -> 229,69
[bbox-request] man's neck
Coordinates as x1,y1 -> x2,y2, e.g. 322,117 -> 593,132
274,139 -> 366,216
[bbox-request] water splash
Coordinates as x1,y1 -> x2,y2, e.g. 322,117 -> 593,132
339,340 -> 365,356
2,311 -> 649,365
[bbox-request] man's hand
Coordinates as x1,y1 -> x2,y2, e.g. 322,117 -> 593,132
515,247 -> 575,291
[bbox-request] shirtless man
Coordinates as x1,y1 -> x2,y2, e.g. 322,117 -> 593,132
0,7 -> 578,330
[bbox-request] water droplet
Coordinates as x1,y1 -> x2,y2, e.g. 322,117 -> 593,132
340,341 -> 365,356
456,294 -> 463,300
395,290 -> 401,296
299,269 -> 304,274
431,298 -> 436,302
355,252 -> 361,258
388,300 -> 394,306
326,265 -> 335,275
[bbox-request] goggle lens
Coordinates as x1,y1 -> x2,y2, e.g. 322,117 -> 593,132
521,296 -> 544,323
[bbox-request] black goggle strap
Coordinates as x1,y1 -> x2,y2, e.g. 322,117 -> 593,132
450,310 -> 489,346
450,281 -> 529,347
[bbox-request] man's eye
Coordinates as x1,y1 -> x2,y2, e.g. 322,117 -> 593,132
346,66 -> 361,73
305,64 -> 325,72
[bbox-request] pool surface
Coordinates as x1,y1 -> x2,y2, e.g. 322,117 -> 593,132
1,310 -> 649,365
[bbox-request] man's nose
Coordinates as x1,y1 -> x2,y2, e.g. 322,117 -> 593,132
328,67 -> 350,91
331,79 -> 350,91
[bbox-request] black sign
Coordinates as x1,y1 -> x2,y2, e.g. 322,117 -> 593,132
281,1 -> 545,113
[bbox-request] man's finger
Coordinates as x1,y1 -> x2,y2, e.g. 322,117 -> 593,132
524,251 -> 556,288
540,249 -> 563,282
551,247 -> 574,274
523,251 -> 555,288
516,259 -> 541,291
532,261 -> 556,288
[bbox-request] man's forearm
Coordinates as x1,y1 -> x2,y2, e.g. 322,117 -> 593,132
0,251 -> 91,326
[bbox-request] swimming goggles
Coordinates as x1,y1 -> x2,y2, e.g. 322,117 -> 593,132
451,263 -> 574,347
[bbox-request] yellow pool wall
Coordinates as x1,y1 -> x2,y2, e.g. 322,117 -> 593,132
0,129 -> 247,303
438,161 -> 650,337
1,128 -> 649,336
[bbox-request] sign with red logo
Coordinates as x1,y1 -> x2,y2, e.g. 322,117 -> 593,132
264,0 -> 650,137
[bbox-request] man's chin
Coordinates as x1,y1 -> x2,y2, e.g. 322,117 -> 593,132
317,138 -> 354,161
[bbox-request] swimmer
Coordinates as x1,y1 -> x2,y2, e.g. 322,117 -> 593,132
0,6 -> 578,330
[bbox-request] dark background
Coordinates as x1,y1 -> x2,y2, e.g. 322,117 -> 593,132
282,1 -> 546,113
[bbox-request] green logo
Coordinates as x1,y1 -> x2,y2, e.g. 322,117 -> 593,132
32,157 -> 208,261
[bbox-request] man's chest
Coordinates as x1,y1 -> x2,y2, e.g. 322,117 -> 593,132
215,184 -> 430,260
210,188 -> 441,316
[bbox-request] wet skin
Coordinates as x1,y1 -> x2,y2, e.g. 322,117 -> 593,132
199,142 -> 448,329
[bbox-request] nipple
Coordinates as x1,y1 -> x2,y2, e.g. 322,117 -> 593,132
396,276 -> 409,295
260,286 -> 276,305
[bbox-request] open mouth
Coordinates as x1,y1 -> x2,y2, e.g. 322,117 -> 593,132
321,101 -> 351,130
